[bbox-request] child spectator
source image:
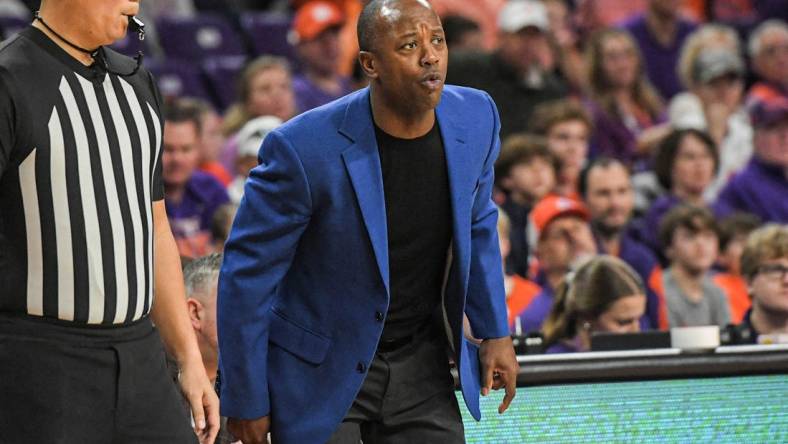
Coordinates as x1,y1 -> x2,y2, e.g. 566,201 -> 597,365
658,205 -> 730,327
495,134 -> 559,277
530,99 -> 592,199
542,256 -> 647,353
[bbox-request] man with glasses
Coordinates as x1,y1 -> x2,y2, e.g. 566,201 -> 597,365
733,225 -> 788,343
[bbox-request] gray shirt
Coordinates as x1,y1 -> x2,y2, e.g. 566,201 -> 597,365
663,268 -> 731,328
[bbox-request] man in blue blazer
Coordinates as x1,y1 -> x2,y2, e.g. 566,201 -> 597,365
218,1 -> 519,442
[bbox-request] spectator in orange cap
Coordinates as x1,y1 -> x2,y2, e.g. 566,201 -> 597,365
514,195 -> 597,334
290,0 -> 354,112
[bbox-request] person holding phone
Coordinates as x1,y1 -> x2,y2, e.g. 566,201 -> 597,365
0,1 -> 218,442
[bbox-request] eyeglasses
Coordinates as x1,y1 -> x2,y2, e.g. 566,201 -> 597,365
756,263 -> 788,280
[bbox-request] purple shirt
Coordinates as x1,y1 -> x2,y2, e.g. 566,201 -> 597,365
545,341 -> 578,354
714,156 -> 788,223
165,171 -> 230,253
621,14 -> 697,100
517,273 -> 555,335
292,74 -> 353,113
586,99 -> 665,169
639,193 -> 682,261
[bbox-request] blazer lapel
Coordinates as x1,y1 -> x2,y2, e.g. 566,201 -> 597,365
339,89 -> 390,295
436,96 -> 471,295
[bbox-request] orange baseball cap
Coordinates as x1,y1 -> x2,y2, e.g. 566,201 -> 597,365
530,195 -> 590,237
290,1 -> 345,43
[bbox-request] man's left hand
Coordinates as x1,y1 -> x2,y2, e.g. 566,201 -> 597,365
479,336 -> 519,414
179,359 -> 221,444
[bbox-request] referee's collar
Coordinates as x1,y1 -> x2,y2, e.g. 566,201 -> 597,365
21,26 -> 107,83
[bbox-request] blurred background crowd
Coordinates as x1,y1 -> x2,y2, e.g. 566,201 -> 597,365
2,0 -> 787,356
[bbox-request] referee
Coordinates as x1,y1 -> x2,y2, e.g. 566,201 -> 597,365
0,1 -> 219,443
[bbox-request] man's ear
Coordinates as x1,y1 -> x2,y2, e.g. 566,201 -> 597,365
359,51 -> 378,80
186,298 -> 203,330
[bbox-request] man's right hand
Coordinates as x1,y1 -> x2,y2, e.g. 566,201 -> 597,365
227,416 -> 270,444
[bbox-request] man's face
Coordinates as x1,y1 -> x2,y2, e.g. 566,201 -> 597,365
199,289 -> 219,354
585,163 -> 634,234
71,0 -> 140,46
297,26 -> 342,76
498,27 -> 551,75
537,215 -> 596,273
754,29 -> 788,86
547,119 -> 589,180
367,0 -> 448,113
162,121 -> 200,188
754,120 -> 788,168
749,257 -> 788,317
594,294 -> 645,334
668,226 -> 719,275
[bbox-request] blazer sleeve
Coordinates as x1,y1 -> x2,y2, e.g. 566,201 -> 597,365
464,92 -> 510,340
217,130 -> 312,419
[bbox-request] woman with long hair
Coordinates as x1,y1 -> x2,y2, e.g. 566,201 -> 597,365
542,255 -> 647,353
585,28 -> 668,168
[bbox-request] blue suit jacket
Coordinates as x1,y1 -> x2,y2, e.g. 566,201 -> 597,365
217,85 -> 509,443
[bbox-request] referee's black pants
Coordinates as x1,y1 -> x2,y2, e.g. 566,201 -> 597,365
0,315 -> 197,444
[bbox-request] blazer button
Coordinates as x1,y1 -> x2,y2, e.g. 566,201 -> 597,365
356,362 -> 366,373
375,311 -> 384,322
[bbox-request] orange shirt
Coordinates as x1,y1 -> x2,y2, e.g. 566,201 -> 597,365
505,275 -> 542,331
200,161 -> 232,188
712,273 -> 750,324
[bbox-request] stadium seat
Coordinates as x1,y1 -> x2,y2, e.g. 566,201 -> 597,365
109,31 -> 150,58
240,13 -> 296,61
201,55 -> 247,111
156,14 -> 246,61
0,16 -> 28,40
146,58 -> 214,105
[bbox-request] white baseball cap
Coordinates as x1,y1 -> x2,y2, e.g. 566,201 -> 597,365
498,0 -> 549,34
237,116 -> 283,158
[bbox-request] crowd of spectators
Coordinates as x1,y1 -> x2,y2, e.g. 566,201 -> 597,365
4,0 -> 786,357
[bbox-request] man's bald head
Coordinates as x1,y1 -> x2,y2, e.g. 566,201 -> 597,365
357,0 -> 436,52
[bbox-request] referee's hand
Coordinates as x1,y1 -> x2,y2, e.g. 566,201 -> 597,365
179,360 -> 221,444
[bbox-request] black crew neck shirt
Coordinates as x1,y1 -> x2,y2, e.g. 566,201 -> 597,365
374,120 -> 452,341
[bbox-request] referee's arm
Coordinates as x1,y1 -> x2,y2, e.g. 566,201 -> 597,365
151,201 -> 220,444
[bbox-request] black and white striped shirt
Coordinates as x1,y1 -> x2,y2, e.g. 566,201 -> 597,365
0,27 -> 164,326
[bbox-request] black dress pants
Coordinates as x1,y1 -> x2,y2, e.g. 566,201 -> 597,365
326,324 -> 465,444
0,315 -> 197,444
